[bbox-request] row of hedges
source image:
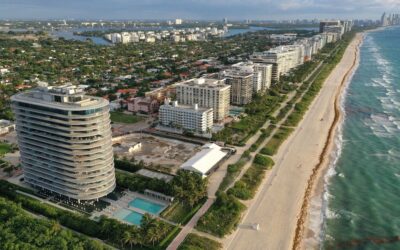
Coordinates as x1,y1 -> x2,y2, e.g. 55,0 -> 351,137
260,127 -> 294,156
249,125 -> 276,152
218,150 -> 251,192
227,155 -> 275,200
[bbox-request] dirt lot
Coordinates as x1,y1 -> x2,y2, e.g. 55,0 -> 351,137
113,133 -> 200,172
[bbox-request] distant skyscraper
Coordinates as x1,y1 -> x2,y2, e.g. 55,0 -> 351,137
319,20 -> 341,33
175,19 -> 183,25
381,12 -> 391,26
223,17 -> 228,24
11,84 -> 115,201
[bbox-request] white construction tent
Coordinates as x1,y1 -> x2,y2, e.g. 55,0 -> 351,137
180,143 -> 228,177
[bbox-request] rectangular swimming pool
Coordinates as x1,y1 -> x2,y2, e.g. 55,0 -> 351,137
128,197 -> 165,215
113,208 -> 143,226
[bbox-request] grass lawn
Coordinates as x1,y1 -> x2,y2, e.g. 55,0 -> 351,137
110,112 -> 142,124
178,233 -> 222,250
161,201 -> 203,224
0,143 -> 12,155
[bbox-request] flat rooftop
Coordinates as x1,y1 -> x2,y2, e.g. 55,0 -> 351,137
11,84 -> 108,110
176,77 -> 229,89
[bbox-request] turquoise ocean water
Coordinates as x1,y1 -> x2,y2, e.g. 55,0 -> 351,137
321,27 -> 400,249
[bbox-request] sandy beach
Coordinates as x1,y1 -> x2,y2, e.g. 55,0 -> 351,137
225,34 -> 364,250
300,33 -> 364,249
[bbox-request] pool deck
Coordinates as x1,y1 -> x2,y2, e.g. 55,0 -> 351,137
92,191 -> 176,226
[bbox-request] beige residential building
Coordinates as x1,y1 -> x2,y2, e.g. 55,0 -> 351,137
223,70 -> 253,106
175,78 -> 231,121
11,84 -> 115,201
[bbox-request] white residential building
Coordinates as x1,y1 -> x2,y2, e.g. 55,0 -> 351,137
159,100 -> 213,134
254,63 -> 273,91
251,45 -> 304,81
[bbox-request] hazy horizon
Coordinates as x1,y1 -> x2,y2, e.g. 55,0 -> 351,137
1,0 -> 398,21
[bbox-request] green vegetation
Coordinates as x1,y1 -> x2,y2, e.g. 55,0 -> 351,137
260,127 -> 294,156
253,154 -> 274,168
170,170 -> 207,207
159,170 -> 207,224
178,233 -> 222,250
157,225 -> 181,250
110,112 -> 142,124
0,180 -> 173,249
0,142 -> 12,155
116,171 -> 172,194
161,201 -> 204,225
196,193 -> 245,237
227,155 -> 274,200
199,30 -> 360,240
218,150 -> 251,192
213,92 -> 285,146
249,125 -> 276,152
114,156 -> 145,173
0,197 -> 111,250
117,170 -> 207,206
117,170 -> 207,225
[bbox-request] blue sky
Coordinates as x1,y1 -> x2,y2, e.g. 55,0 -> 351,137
0,0 -> 398,20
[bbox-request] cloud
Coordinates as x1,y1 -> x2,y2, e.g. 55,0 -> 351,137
0,0 -> 395,20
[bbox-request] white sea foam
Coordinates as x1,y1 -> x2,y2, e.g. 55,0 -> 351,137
319,32 -> 400,246
318,52 -> 354,245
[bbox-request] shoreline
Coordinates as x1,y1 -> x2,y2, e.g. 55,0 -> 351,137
294,33 -> 364,250
225,34 -> 365,250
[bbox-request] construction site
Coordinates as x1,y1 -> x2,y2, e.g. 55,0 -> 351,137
112,133 -> 201,173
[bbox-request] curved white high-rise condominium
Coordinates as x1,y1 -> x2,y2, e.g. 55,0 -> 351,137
11,84 -> 115,201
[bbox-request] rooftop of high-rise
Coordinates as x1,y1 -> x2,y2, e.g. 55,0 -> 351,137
176,77 -> 229,89
11,83 -> 108,110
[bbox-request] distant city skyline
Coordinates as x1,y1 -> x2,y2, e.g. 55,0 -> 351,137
0,0 -> 398,20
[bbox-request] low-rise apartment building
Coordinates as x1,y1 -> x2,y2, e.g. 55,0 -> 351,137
159,100 -> 213,134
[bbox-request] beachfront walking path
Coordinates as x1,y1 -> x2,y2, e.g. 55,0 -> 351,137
225,35 -> 363,250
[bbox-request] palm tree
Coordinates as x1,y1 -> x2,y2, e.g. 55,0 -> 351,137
140,213 -> 156,229
122,230 -> 137,250
98,216 -> 113,239
146,227 -> 159,246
